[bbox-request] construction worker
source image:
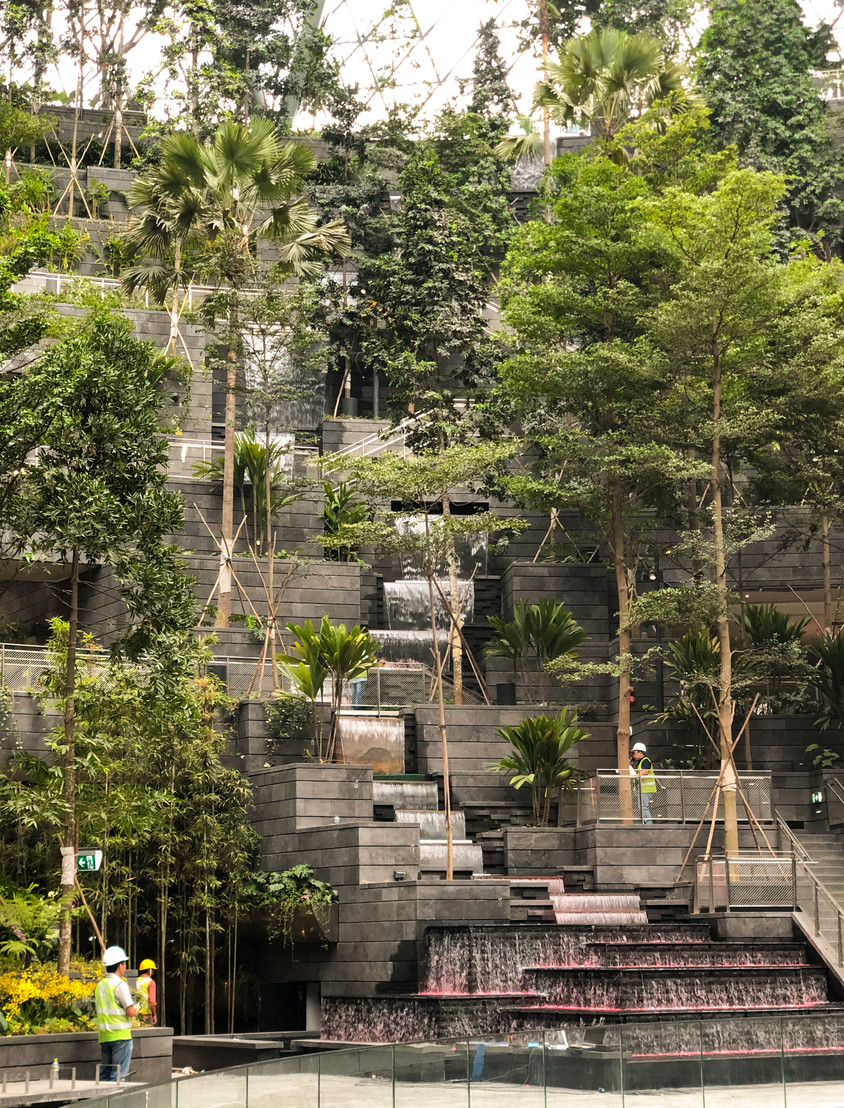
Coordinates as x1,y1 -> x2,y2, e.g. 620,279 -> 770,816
630,741 -> 657,824
136,960 -> 157,1025
94,946 -> 138,1082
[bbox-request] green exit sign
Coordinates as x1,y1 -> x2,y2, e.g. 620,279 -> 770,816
77,850 -> 103,872
812,791 -> 824,804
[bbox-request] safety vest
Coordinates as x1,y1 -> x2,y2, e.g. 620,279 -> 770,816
94,974 -> 132,1043
136,975 -> 152,1016
638,756 -> 657,794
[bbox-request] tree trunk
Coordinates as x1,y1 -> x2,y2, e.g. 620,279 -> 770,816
58,549 -> 81,976
217,294 -> 239,626
442,496 -> 463,705
823,513 -> 832,631
539,0 -> 551,166
610,481 -> 634,821
427,568 -> 453,880
710,340 -> 739,857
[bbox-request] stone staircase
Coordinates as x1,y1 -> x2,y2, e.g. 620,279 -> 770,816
794,829 -> 844,941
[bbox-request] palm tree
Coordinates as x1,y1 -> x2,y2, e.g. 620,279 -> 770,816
279,617 -> 381,762
486,600 -> 586,703
123,119 -> 350,625
534,27 -> 691,142
193,430 -> 298,551
488,709 -> 589,826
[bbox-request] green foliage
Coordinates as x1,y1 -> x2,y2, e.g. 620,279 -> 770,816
278,617 -> 381,762
193,430 -> 305,550
805,743 -> 840,769
0,885 -> 64,963
243,864 -> 337,947
487,600 -> 586,702
696,0 -> 844,246
487,709 -> 589,826
264,693 -> 313,752
535,27 -> 695,142
809,631 -> 844,729
322,481 -> 369,562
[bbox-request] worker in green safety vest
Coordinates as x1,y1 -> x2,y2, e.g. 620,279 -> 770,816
630,742 -> 657,824
94,946 -> 138,1082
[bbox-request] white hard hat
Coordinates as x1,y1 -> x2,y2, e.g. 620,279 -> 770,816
102,945 -> 129,966
632,742 -> 647,753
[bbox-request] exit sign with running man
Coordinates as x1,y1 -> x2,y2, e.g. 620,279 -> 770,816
76,850 -> 103,872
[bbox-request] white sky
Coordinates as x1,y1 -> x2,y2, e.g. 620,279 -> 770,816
43,0 -> 844,130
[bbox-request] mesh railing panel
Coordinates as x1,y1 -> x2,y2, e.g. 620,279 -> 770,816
590,770 -> 772,823
695,855 -> 795,912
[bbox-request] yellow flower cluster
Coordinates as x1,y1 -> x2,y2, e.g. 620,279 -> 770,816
0,964 -> 97,1018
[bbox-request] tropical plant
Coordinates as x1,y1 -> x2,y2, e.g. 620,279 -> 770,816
534,27 -> 693,142
487,600 -> 586,702
243,864 -> 337,948
743,603 -> 809,646
654,630 -> 721,765
487,709 -> 589,826
323,481 -> 369,562
193,430 -> 300,550
809,631 -> 844,729
123,120 -> 349,625
0,885 -> 64,963
278,617 -> 381,762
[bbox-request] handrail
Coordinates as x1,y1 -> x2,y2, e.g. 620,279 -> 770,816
775,812 -> 812,862
775,811 -> 844,966
826,776 -> 844,810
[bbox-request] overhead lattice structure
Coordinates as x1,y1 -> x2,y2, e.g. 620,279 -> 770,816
312,0 -> 537,123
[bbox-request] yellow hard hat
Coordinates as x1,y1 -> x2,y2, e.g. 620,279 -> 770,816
139,959 -> 157,971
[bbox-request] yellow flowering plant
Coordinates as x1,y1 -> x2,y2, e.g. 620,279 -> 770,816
0,960 -> 99,1035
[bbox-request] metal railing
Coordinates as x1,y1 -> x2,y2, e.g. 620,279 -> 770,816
776,814 -> 844,969
60,1015 -> 844,1108
826,776 -> 844,829
577,769 -> 773,824
0,644 -> 472,709
694,852 -> 797,913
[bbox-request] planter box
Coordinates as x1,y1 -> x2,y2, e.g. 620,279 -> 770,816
241,903 -> 339,945
0,1027 -> 172,1085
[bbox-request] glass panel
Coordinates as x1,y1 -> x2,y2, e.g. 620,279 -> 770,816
544,1022 -> 623,1108
394,1038 -> 468,1108
618,1018 -> 703,1108
112,1087 -> 177,1108
248,1054 -> 320,1108
176,1068 -> 247,1108
318,1045 -> 395,1108
467,1030 -> 543,1108
782,1010 -> 844,1108
700,1016 -> 784,1108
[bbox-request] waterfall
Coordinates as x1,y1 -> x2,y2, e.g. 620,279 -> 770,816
384,579 -> 475,630
373,780 -> 439,809
335,714 -> 405,773
395,809 -> 466,840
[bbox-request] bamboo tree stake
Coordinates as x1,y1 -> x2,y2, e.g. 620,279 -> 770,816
676,696 -> 759,881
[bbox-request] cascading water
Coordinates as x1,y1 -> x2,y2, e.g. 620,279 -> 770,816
395,809 -> 467,840
419,840 -> 484,874
373,780 -> 439,810
335,714 -> 405,773
384,579 -> 475,630
370,629 -> 448,665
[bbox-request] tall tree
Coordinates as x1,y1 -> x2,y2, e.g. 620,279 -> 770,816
498,149 -> 704,804
697,0 -> 844,248
535,27 -> 693,142
124,120 -> 349,625
643,169 -> 844,852
6,309 -> 196,972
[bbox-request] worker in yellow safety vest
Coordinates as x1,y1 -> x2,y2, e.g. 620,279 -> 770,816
94,946 -> 138,1082
136,960 -> 158,1025
630,741 -> 657,824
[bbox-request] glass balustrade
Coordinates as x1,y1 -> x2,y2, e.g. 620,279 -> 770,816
77,1012 -> 844,1108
